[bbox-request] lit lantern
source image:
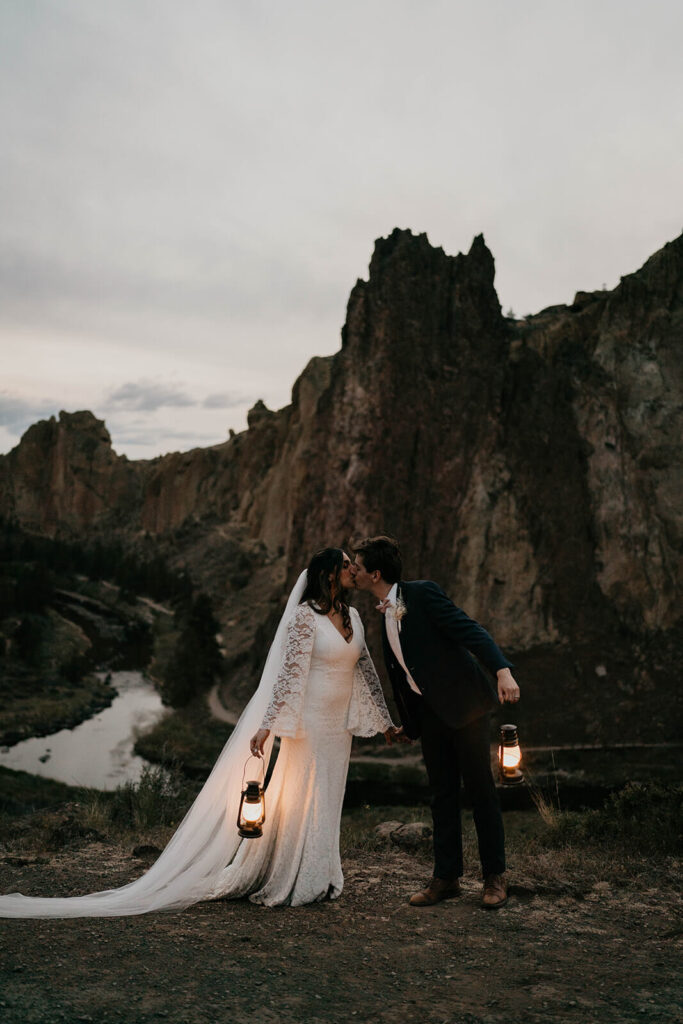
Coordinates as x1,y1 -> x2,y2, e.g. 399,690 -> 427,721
498,723 -> 523,786
237,758 -> 266,838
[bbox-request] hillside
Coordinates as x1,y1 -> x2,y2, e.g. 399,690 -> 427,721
1,229 -> 681,743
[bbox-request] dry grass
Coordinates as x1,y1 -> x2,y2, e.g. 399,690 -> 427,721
340,783 -> 682,895
3,766 -> 680,900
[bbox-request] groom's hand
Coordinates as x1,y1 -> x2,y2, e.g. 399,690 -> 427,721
497,668 -> 520,704
384,726 -> 411,745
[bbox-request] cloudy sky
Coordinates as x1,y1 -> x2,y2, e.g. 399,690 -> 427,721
1,1 -> 681,459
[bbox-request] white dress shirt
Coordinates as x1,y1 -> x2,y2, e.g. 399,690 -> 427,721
384,583 -> 422,695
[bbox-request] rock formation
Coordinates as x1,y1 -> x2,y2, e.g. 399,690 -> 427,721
1,228 -> 681,743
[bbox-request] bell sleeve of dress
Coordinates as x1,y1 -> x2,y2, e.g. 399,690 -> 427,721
347,608 -> 395,737
260,603 -> 316,738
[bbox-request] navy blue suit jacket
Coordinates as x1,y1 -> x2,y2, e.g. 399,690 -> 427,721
381,580 -> 513,739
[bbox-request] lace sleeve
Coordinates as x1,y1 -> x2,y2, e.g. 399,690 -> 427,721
260,604 -> 315,737
347,609 -> 395,737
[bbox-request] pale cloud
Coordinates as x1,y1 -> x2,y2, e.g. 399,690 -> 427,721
0,382 -> 256,460
202,392 -> 246,409
0,393 -> 62,434
103,383 -> 252,415
0,0 -> 681,460
105,380 -> 195,413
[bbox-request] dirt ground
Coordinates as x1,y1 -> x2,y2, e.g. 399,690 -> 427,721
1,839 -> 681,1024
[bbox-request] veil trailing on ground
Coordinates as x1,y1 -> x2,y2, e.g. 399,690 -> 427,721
0,571 -> 309,918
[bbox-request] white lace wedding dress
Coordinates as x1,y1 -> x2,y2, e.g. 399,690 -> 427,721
0,589 -> 393,917
209,604 -> 392,907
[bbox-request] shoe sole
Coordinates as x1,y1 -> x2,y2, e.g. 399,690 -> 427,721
482,896 -> 508,909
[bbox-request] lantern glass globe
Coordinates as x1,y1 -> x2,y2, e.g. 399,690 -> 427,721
242,800 -> 264,824
501,744 -> 521,770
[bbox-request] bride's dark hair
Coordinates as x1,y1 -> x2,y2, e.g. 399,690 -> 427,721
301,547 -> 352,639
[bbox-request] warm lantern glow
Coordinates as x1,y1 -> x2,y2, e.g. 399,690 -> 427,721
241,798 -> 265,824
501,744 -> 522,770
498,724 -> 524,786
237,771 -> 267,838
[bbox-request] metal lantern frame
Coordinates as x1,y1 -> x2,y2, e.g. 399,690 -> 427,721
237,754 -> 267,838
498,723 -> 524,787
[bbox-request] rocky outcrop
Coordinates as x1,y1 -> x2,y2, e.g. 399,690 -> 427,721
1,228 -> 681,742
0,411 -> 143,537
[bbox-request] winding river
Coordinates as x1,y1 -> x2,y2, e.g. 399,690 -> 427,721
0,671 -> 168,790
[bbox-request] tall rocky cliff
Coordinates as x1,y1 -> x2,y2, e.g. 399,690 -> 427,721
2,229 -> 681,743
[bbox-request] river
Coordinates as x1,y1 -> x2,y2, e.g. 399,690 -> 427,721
0,671 -> 168,791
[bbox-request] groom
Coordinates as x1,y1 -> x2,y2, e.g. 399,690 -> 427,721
351,535 -> 520,909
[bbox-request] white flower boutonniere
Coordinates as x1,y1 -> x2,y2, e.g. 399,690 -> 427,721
393,596 -> 407,625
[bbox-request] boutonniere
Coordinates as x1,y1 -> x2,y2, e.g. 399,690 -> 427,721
377,591 -> 407,628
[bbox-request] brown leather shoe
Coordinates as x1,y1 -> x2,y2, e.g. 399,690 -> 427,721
409,877 -> 462,907
482,873 -> 508,909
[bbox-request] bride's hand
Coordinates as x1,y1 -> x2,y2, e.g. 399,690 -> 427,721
384,725 -> 410,745
250,728 -> 271,757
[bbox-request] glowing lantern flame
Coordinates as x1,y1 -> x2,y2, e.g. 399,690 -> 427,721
498,724 -> 524,786
501,744 -> 522,770
241,798 -> 265,824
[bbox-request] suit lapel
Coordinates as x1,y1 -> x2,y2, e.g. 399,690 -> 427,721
383,582 -> 415,671
395,580 -> 413,655
397,582 -> 426,687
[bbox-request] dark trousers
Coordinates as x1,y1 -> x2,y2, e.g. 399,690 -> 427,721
419,699 -> 505,879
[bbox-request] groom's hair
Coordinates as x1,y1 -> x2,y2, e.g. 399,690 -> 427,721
353,535 -> 402,583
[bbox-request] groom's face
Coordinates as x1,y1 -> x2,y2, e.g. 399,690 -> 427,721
350,554 -> 376,592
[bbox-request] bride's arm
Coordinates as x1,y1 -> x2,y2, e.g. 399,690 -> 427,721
348,609 -> 402,738
257,603 -> 315,738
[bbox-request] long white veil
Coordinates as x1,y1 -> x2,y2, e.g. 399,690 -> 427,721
0,571 -> 308,918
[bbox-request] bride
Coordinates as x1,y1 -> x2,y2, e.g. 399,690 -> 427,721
0,547 -> 399,917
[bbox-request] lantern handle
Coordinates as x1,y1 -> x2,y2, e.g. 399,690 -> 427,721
241,754 -> 266,790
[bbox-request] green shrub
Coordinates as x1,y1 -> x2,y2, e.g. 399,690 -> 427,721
108,763 -> 195,830
548,782 -> 682,857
